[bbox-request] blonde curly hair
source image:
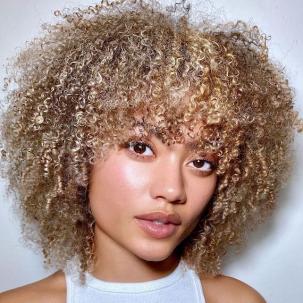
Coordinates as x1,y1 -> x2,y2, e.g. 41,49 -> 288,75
1,0 -> 302,281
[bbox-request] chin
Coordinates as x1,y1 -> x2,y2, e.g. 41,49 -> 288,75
140,254 -> 170,262
133,243 -> 175,262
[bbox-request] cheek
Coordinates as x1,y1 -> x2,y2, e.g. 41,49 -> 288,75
177,176 -> 217,244
186,175 -> 217,221
89,154 -> 150,208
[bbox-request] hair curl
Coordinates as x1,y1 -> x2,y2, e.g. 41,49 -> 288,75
1,0 -> 302,281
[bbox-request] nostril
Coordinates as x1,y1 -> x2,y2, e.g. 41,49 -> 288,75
152,185 -> 187,204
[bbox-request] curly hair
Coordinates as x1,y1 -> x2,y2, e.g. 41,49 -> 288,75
0,0 -> 302,282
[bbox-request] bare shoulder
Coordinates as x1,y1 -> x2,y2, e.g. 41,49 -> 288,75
0,270 -> 66,303
200,273 -> 266,303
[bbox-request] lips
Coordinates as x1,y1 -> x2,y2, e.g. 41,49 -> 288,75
135,211 -> 182,225
134,211 -> 182,239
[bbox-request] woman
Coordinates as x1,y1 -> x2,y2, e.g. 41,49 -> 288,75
0,0 -> 301,302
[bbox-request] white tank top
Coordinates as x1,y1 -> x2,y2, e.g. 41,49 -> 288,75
65,260 -> 206,303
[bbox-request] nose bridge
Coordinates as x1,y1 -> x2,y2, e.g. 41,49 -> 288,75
150,153 -> 186,203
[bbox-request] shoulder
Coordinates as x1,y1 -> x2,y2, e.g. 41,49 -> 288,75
200,273 -> 266,303
0,270 -> 66,303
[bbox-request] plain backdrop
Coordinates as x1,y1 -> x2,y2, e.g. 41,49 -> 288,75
0,0 -> 302,302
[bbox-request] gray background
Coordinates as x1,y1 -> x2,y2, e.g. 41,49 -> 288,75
0,1 -> 302,302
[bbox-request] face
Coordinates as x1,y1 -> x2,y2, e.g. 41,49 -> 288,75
89,132 -> 217,263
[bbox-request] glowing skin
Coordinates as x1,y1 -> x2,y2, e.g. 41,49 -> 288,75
88,134 -> 217,282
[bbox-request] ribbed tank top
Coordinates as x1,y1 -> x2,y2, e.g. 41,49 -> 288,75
65,260 -> 206,303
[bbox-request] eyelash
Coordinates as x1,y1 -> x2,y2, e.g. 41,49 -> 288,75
126,140 -> 155,159
124,140 -> 217,174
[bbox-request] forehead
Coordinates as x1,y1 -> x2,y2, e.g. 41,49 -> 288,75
97,87 -> 227,155
132,119 -> 202,140
120,90 -> 223,147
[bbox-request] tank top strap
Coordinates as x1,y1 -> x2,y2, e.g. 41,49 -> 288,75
64,269 -> 75,303
188,267 -> 206,303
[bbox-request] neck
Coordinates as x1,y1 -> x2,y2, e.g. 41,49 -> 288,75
90,224 -> 181,283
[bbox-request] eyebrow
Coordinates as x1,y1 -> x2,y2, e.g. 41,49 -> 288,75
184,141 -> 201,151
132,124 -> 208,152
151,131 -> 202,152
130,128 -> 218,161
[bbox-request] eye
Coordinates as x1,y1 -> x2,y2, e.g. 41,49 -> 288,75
127,141 -> 154,157
188,159 -> 215,172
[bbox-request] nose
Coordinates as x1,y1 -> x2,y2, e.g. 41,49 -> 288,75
150,155 -> 187,204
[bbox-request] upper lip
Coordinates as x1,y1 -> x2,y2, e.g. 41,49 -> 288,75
135,211 -> 182,225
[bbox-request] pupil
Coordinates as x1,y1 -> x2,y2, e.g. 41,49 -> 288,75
134,143 -> 146,154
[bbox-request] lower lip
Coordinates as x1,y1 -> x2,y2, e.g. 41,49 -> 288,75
135,219 -> 178,239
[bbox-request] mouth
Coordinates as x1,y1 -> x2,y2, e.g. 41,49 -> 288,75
135,211 -> 181,239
